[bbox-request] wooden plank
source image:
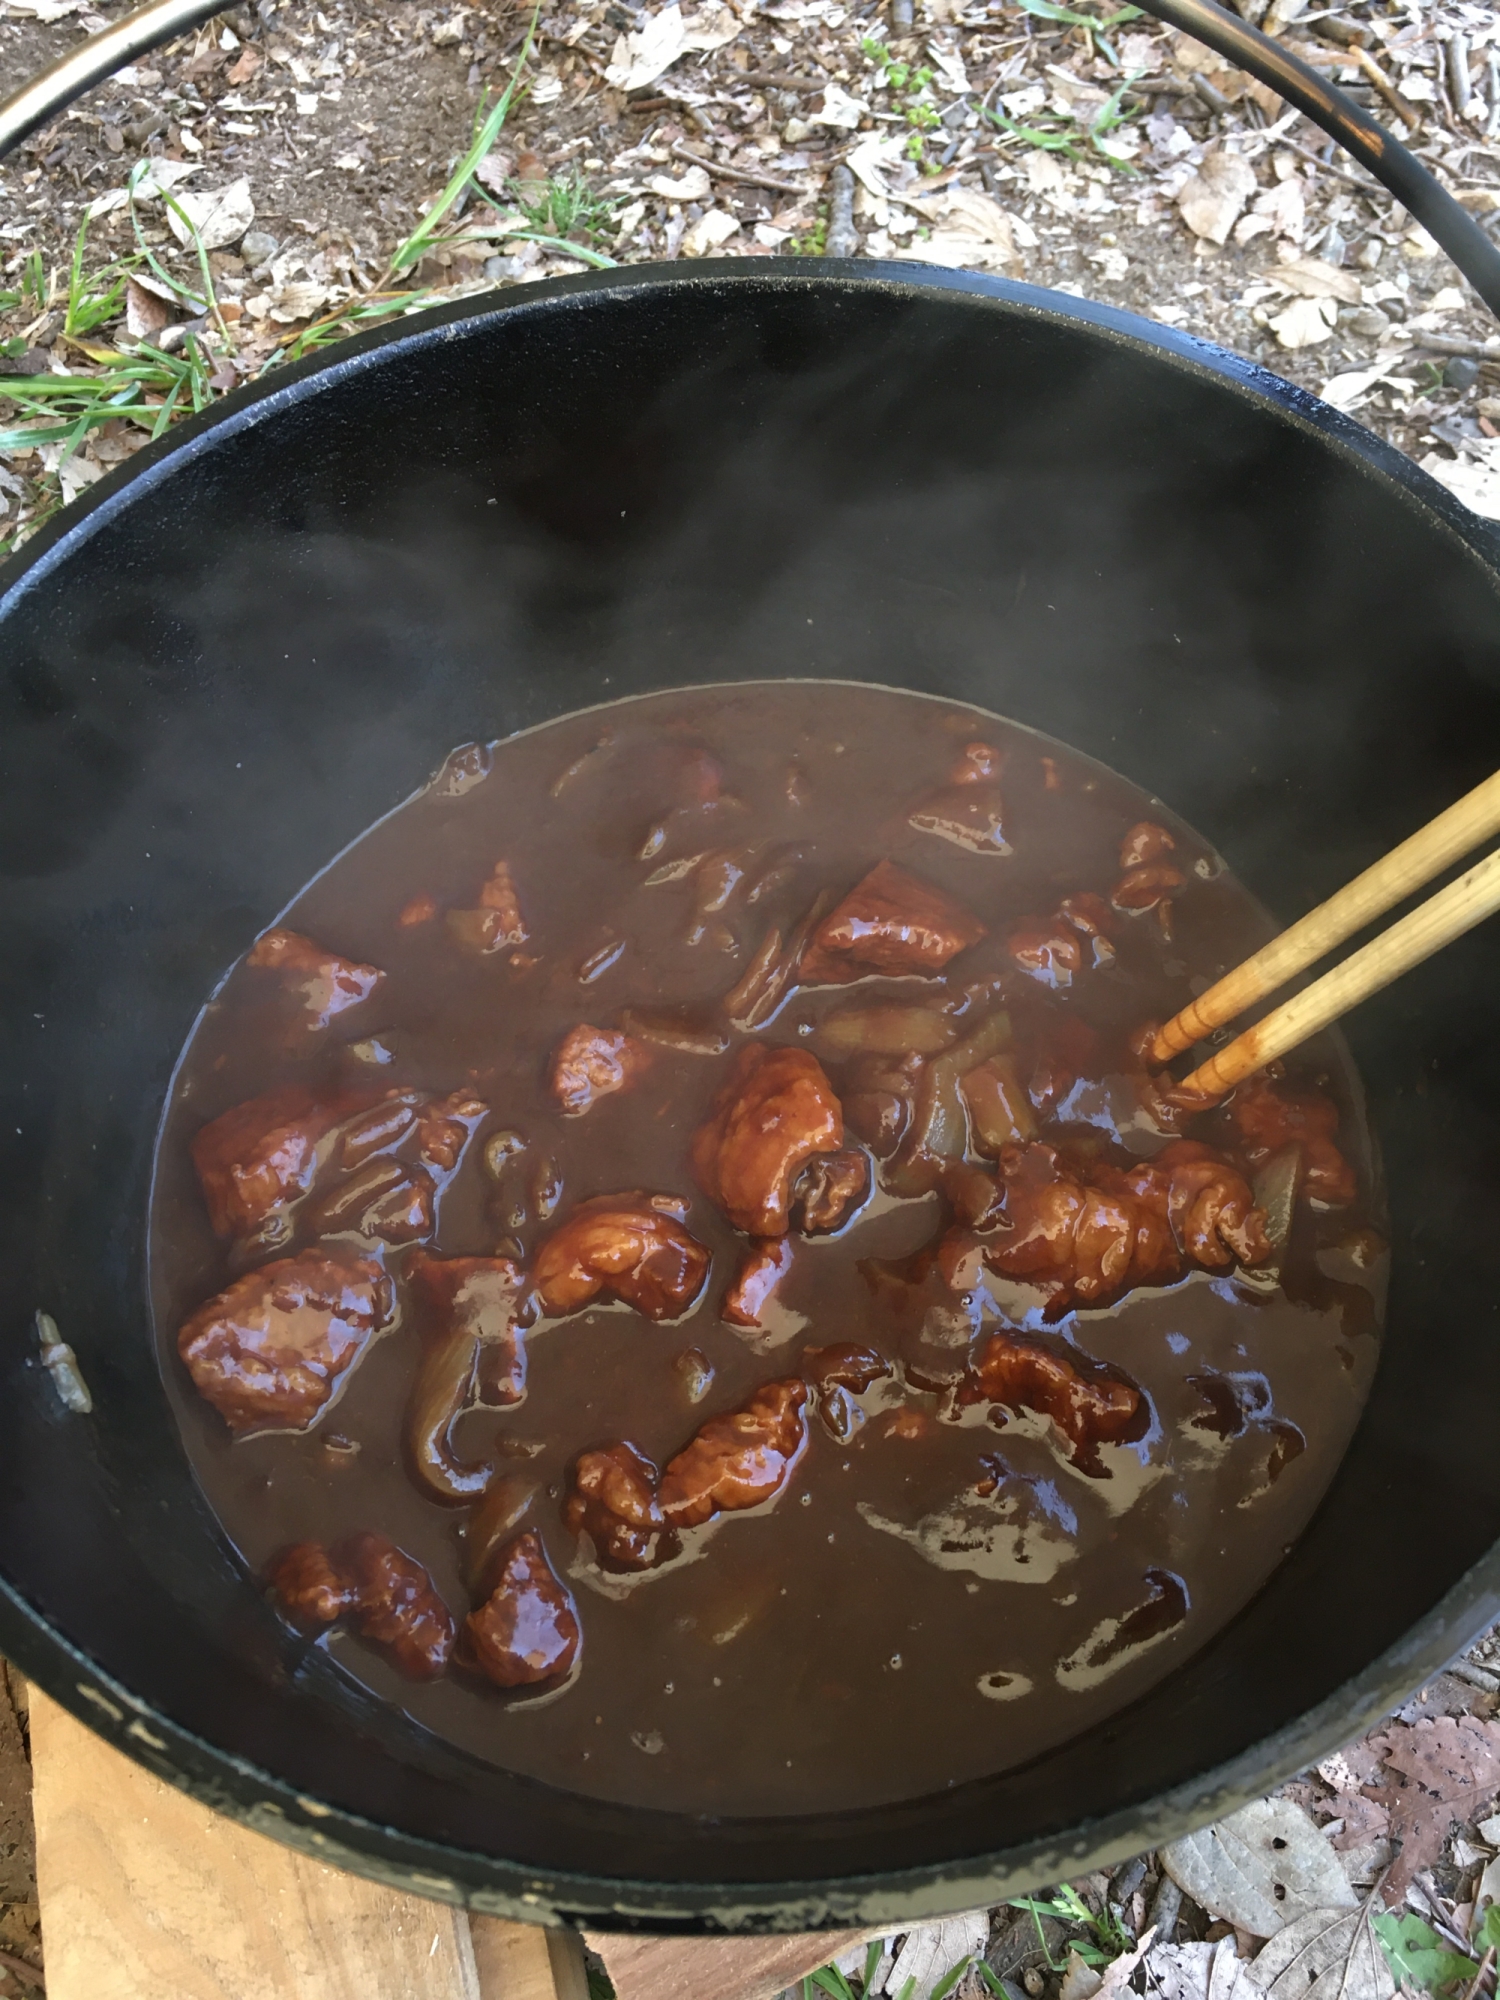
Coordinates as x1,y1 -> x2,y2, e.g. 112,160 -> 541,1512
470,1919 -> 588,2000
583,1924 -> 881,2000
28,1689 -> 499,2000
30,1682 -> 868,2000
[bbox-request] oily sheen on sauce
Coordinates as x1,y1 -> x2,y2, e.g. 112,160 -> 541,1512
148,682 -> 1384,1818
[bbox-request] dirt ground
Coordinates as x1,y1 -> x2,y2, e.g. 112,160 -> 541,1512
4,0 -> 1500,540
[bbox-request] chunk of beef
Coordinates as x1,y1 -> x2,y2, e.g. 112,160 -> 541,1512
310,1158 -> 435,1245
1140,1139 -> 1274,1269
691,1044 -> 843,1236
962,1330 -> 1143,1470
178,1247 -> 393,1433
980,1138 -> 1270,1311
405,1253 -> 531,1502
192,1086 -> 358,1243
265,1540 -> 358,1624
1119,822 -> 1176,870
465,1530 -> 581,1688
1007,895 -> 1117,989
658,1378 -> 808,1530
446,860 -> 528,953
337,1093 -> 421,1171
245,928 -> 383,1030
1222,1071 -> 1355,1206
1007,918 -> 1083,990
802,1341 -> 892,1397
548,1025 -> 654,1116
266,1532 -> 455,1678
908,743 -> 1009,855
343,1532 -> 457,1677
562,1441 -> 671,1569
792,1148 -> 872,1234
533,1194 -> 710,1320
800,860 -> 985,982
1112,864 -> 1186,914
414,1090 -> 487,1172
722,1237 -> 794,1329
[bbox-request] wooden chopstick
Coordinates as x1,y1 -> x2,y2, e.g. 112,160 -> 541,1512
1151,768 -> 1500,1063
1173,843 -> 1500,1102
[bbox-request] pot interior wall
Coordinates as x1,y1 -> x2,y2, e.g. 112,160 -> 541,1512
1,268 -> 1499,1915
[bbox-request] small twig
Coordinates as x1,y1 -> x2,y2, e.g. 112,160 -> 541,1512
1352,45 -> 1422,130
669,143 -> 809,194
1387,331 -> 1500,360
735,69 -> 829,92
1462,1946 -> 1497,2000
0,1950 -> 42,1992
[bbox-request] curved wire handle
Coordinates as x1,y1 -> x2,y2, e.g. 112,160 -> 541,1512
2,0 -> 1500,319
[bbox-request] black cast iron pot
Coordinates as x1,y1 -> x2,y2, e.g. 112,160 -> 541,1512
2,260 -> 1500,1929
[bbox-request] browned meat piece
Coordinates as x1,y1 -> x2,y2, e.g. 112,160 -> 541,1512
192,1086 -> 359,1243
799,860 -> 985,982
980,1138 -> 1270,1311
1007,918 -> 1083,990
414,1090 -> 487,1172
1119,822 -> 1176,870
1112,863 -> 1186,913
178,1247 -> 394,1433
658,1379 -> 808,1530
406,1253 -> 531,1502
840,1049 -> 923,1158
246,928 -> 383,1029
722,1237 -> 794,1329
562,1441 -> 671,1569
1144,1140 -> 1274,1269
691,1044 -> 843,1236
343,1532 -> 457,1678
792,1149 -> 871,1234
398,894 -> 437,927
446,860 -> 529,953
962,1330 -> 1142,1468
466,1531 -> 581,1688
266,1532 -> 455,1678
908,743 -> 1008,855
548,1025 -> 654,1116
265,1540 -> 358,1624
1222,1071 -> 1356,1206
1058,892 -> 1117,969
802,1341 -> 892,1397
533,1194 -> 710,1320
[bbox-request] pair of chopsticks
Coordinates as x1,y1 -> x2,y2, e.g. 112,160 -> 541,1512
1151,769 -> 1500,1102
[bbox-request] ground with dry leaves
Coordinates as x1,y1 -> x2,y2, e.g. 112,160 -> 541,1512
5,0 -> 1500,535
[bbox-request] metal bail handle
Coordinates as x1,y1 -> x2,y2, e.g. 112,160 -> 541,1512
1,0 -> 1499,317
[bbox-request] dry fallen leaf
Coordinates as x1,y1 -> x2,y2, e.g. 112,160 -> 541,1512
1162,1799 -> 1357,1937
165,177 -> 255,252
868,1910 -> 990,1998
680,210 -> 740,258
1269,296 -> 1337,350
1132,1937 -> 1253,2000
123,277 -> 174,340
1247,1905 -> 1395,2000
1272,257 -> 1362,305
1176,148 -> 1256,245
1363,1716 -> 1500,1897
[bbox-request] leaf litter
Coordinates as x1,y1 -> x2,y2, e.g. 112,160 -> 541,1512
10,0 -> 1500,539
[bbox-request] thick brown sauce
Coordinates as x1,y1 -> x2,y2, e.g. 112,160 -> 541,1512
149,682 -> 1383,1817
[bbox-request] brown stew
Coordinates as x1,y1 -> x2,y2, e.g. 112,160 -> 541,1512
149,682 -> 1384,1817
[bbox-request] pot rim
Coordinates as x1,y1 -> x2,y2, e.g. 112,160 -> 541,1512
3,258 -> 1497,1929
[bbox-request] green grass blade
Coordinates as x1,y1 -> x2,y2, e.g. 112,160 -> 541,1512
864,1939 -> 886,1987
930,1956 -> 976,2000
810,1967 -> 857,1999
500,228 -> 617,269
976,1965 -> 1006,1997
389,2 -> 540,277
